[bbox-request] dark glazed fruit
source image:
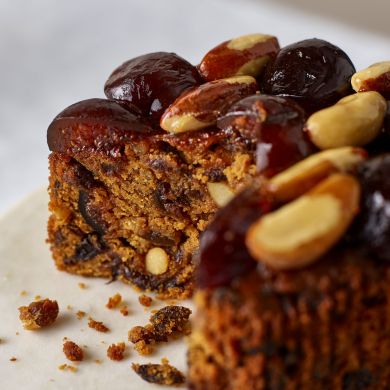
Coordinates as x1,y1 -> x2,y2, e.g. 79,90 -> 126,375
47,98 -> 156,155
104,52 -> 202,124
355,154 -> 390,260
197,182 -> 273,288
217,95 -> 315,177
261,38 -> 355,113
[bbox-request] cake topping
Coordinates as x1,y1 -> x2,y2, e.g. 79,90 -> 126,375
246,174 -> 361,270
199,33 -> 280,81
353,154 -> 390,260
268,146 -> 367,202
47,98 -> 156,154
261,38 -> 356,112
160,76 -> 258,133
197,182 -> 272,288
305,91 -> 387,149
351,61 -> 390,98
217,94 -> 314,177
104,52 -> 202,125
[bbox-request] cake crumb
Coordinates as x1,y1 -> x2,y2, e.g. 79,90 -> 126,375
138,294 -> 153,307
58,363 -> 78,373
10,357 -> 17,362
132,361 -> 185,386
34,295 -> 41,301
18,299 -> 59,330
106,293 -> 122,309
76,310 -> 86,320
67,305 -> 73,311
15,332 -> 20,336
95,359 -> 102,364
88,317 -> 109,333
63,340 -> 84,362
120,306 -> 129,316
20,290 -> 28,296
128,306 -> 191,355
107,342 -> 126,361
78,283 -> 87,289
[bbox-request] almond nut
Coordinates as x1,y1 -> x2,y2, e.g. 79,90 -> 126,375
269,146 -> 367,202
246,174 -> 360,270
207,182 -> 235,207
160,76 -> 258,133
305,91 -> 387,149
199,33 -> 279,81
145,247 -> 169,275
351,61 -> 390,97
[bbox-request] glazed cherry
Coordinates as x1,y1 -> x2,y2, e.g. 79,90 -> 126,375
196,183 -> 273,289
261,38 -> 356,113
354,154 -> 390,261
47,98 -> 156,155
104,52 -> 202,125
217,95 -> 315,177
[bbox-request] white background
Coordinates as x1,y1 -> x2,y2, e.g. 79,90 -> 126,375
1,0 -> 389,217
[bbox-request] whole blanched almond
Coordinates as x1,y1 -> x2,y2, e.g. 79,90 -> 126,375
268,146 -> 367,202
160,76 -> 258,133
246,174 -> 360,270
351,61 -> 390,98
199,33 -> 280,81
305,91 -> 387,149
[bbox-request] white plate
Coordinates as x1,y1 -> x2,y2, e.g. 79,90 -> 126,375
0,188 -> 192,390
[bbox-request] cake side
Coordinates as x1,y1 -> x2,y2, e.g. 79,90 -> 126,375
189,249 -> 390,390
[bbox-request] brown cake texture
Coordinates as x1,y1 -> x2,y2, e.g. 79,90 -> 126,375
188,41 -> 390,389
47,34 -> 284,298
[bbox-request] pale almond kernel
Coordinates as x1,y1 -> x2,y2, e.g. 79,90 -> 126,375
268,147 -> 367,202
223,75 -> 258,85
306,91 -> 387,149
160,114 -> 208,134
246,174 -> 360,270
227,33 -> 274,51
351,61 -> 390,92
236,57 -> 270,77
207,182 -> 235,207
145,248 -> 169,275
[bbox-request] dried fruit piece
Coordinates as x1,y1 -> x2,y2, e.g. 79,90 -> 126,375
47,98 -> 156,154
305,91 -> 387,149
261,38 -> 355,112
160,76 -> 258,133
63,340 -> 84,362
246,174 -> 360,270
104,52 -> 202,124
128,305 -> 192,355
18,299 -> 59,330
268,147 -> 367,202
351,61 -> 390,98
354,154 -> 390,260
217,94 -> 313,177
199,33 -> 279,81
132,362 -> 185,386
197,182 -> 273,288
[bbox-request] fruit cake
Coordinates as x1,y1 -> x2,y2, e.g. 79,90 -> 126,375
47,34 -> 363,299
188,53 -> 390,388
47,34 -> 286,298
